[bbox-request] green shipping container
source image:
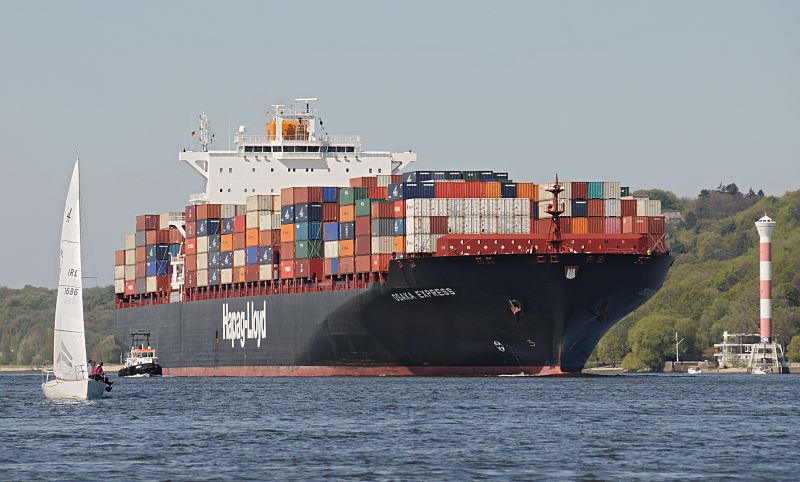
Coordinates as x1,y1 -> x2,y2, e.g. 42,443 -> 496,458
621,186 -> 630,197
339,187 -> 369,205
462,171 -> 480,181
295,239 -> 323,259
588,182 -> 605,199
355,199 -> 371,217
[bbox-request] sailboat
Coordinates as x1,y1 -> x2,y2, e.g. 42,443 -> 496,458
42,160 -> 107,400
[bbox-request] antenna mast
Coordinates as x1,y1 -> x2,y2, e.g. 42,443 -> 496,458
546,175 -> 565,253
198,113 -> 211,152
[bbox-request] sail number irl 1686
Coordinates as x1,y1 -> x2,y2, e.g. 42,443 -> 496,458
63,286 -> 80,296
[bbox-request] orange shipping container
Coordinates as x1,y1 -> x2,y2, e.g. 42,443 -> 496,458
259,230 -> 274,246
339,239 -> 355,257
246,228 -> 259,247
185,238 -> 197,255
232,232 -> 246,250
484,181 -> 502,198
355,255 -> 371,273
572,217 -> 589,234
221,234 -> 233,252
279,260 -> 295,279
588,199 -> 605,217
115,250 -> 125,266
234,267 -> 247,283
393,236 -> 405,253
339,256 -> 354,274
340,205 -> 355,222
371,254 -> 391,272
136,246 -> 146,261
392,201 -> 405,218
280,224 -> 296,242
516,182 -> 537,200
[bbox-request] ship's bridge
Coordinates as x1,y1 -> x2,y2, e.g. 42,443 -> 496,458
179,98 -> 415,204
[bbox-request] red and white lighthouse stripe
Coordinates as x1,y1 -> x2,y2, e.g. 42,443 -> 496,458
755,215 -> 775,343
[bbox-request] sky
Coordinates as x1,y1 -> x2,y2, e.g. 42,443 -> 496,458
0,1 -> 798,288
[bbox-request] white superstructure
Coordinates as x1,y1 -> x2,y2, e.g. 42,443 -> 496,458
180,98 -> 416,204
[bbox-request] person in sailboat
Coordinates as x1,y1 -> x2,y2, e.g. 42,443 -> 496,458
88,359 -> 96,379
92,361 -> 113,390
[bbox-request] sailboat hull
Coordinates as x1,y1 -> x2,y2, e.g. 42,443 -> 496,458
42,379 -> 106,401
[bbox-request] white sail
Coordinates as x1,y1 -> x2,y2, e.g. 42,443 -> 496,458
52,160 -> 88,381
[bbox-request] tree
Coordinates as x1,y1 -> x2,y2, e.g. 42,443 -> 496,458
786,336 -> 800,363
595,326 -> 628,366
622,315 -> 676,371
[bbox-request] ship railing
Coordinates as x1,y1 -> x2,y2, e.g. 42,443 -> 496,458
235,134 -> 361,145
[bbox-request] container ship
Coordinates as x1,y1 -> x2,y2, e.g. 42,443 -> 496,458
113,99 -> 673,376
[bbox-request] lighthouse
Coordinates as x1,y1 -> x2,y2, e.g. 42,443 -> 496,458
755,215 -> 775,343
748,214 -> 788,374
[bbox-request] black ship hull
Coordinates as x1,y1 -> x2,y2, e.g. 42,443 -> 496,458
114,254 -> 673,376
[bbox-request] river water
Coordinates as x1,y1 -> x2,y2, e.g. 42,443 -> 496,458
1,372 -> 798,480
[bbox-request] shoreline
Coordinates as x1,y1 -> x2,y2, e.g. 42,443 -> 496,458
1,364 -> 124,373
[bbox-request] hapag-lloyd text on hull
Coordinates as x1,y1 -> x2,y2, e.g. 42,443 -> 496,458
222,301 -> 267,348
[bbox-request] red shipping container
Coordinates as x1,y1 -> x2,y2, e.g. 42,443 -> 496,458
196,204 -> 221,220
368,186 -> 387,200
392,200 -> 406,218
185,238 -> 197,255
124,280 -> 136,296
621,199 -> 637,217
339,257 -> 354,274
571,182 -> 589,199
588,199 -> 605,217
560,217 -> 572,234
430,216 -> 448,234
232,233 -> 246,250
350,176 -> 378,188
246,265 -> 260,282
169,227 -> 184,244
355,255 -> 371,273
371,254 -> 391,272
233,215 -> 246,233
185,205 -> 197,223
323,203 -> 340,222
622,216 -> 648,234
259,230 -> 274,246
355,217 -> 371,235
185,254 -> 197,271
605,217 -> 622,234
146,230 -> 157,245
295,259 -> 324,279
279,260 -> 295,279
281,187 -> 295,206
648,216 -> 665,234
465,181 -> 484,198
588,217 -> 605,234
280,242 -> 295,260
135,214 -> 159,231
371,201 -> 394,218
184,272 -> 196,289
186,221 -> 197,238
115,250 -> 125,266
355,235 -> 371,256
155,276 -> 171,293
135,262 -> 146,278
391,175 -> 402,184
299,187 -> 324,204
324,258 -> 336,277
136,246 -> 146,261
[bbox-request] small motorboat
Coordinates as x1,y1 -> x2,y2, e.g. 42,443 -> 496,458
118,331 -> 163,377
687,366 -> 702,375
752,367 -> 773,375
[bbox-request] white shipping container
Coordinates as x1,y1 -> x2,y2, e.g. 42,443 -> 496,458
258,212 -> 274,230
405,216 -> 431,235
371,236 -> 394,254
446,198 -> 465,216
114,265 -> 125,280
604,181 -> 621,199
538,202 -> 552,219
324,240 -> 339,258
196,269 -> 209,287
234,249 -> 246,268
433,198 -> 448,216
648,199 -> 662,216
480,217 -> 498,234
478,198 -> 499,217
146,276 -> 156,293
562,200 -> 572,217
376,174 -> 393,187
405,234 -> 435,253
197,236 -> 209,253
246,211 -> 260,230
447,216 -> 464,234
125,249 -> 136,266
124,265 -> 135,281
220,204 -> 237,219
221,268 -> 233,285
197,253 -> 209,270
497,216 -> 513,234
515,216 -> 529,234
125,234 -> 136,250
259,264 -> 273,281
246,194 -> 274,212
539,184 -> 554,202
272,212 -> 281,228
114,279 -> 125,294
464,216 -> 481,234
605,199 -> 621,217
464,199 -> 481,217
272,195 -> 281,211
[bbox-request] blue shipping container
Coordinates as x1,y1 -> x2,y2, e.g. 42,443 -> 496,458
572,200 -> 589,217
323,186 -> 339,203
402,171 -> 432,183
588,182 -> 605,199
329,258 -> 339,275
480,171 -> 495,181
446,171 -> 463,180
496,172 -> 509,180
393,218 -> 405,236
295,222 -> 309,241
146,260 -> 169,277
323,222 -> 339,241
501,183 -> 517,198
207,219 -> 221,235
222,218 -> 234,234
169,244 -> 182,258
196,219 -> 208,236
339,222 -> 355,240
388,182 -> 420,201
208,268 -> 220,286
220,251 -> 233,269
208,234 -> 221,252
420,181 -> 436,198
246,246 -> 259,265
208,251 -> 220,268
259,246 -> 273,265
294,203 -> 323,222
307,221 -> 322,240
281,205 -> 295,224
431,171 -> 447,180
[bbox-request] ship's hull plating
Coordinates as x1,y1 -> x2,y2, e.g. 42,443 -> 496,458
114,254 -> 673,376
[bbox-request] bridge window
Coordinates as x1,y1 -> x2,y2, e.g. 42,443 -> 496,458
369,169 -> 372,174
296,146 -> 308,152
228,168 -> 233,173
244,146 -> 254,152
346,146 -> 355,152
284,146 -> 295,152
273,146 -> 282,152
219,168 -> 223,173
308,146 -> 319,152
346,168 -> 350,173
253,146 -> 263,153
270,168 -> 274,172
263,146 -> 272,152
252,168 -> 256,172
